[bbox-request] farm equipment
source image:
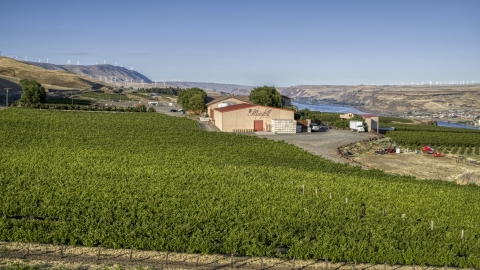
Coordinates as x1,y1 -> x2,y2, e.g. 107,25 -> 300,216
422,145 -> 444,157
374,148 -> 395,155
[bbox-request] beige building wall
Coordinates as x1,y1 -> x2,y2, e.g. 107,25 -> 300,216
214,110 -> 224,131
216,106 -> 294,132
364,116 -> 379,132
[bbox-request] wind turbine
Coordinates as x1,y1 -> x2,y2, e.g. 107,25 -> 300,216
39,59 -> 41,63
68,59 -> 71,65
46,58 -> 49,63
25,55 -> 28,61
103,60 -> 106,64
77,61 -> 79,65
131,66 -> 133,71
115,61 -> 117,66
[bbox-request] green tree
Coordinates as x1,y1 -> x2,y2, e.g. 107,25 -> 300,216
188,94 -> 206,112
19,79 -> 46,105
178,87 -> 207,112
249,85 -> 282,108
295,108 -> 323,121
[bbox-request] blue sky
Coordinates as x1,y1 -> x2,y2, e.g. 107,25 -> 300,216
1,0 -> 479,86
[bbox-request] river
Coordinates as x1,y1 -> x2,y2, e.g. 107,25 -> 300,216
436,121 -> 479,130
292,101 -> 365,114
293,102 -> 479,130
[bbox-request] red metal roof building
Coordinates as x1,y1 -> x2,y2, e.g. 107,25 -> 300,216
212,104 -> 294,132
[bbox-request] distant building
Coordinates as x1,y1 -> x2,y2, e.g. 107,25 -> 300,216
339,112 -> 379,133
359,114 -> 379,133
281,95 -> 293,107
340,112 -> 355,119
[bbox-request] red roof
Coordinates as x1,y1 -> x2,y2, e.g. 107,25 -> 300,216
214,103 -> 294,113
359,113 -> 378,118
214,103 -> 256,113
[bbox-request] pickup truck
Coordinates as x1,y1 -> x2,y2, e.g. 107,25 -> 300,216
310,123 -> 327,132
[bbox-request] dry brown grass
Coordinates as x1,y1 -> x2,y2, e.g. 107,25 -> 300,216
456,171 -> 480,185
355,152 -> 480,184
0,57 -> 109,91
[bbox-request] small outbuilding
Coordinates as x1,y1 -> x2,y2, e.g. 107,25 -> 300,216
359,113 -> 379,133
340,112 -> 355,119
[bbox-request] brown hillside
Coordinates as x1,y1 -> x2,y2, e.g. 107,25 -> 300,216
280,84 -> 480,114
0,57 -> 108,91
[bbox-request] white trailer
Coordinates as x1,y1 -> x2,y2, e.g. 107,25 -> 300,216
350,120 -> 365,132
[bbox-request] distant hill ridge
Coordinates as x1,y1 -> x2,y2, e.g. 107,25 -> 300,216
27,62 -> 152,84
0,56 -> 108,91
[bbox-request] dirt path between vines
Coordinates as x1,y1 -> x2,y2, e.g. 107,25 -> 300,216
1,242 -> 470,270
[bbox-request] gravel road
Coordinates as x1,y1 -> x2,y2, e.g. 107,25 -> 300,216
257,130 -> 379,163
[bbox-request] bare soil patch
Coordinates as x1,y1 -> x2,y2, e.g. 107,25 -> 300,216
1,242 -> 471,270
355,153 -> 480,183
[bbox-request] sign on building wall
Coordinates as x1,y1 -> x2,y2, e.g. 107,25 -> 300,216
247,107 -> 272,119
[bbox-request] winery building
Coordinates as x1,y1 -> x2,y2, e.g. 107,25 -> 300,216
212,103 -> 295,132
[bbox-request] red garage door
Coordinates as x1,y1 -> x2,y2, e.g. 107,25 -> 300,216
254,120 -> 263,131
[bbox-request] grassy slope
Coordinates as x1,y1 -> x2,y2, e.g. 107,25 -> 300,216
0,57 -> 108,90
0,109 -> 479,268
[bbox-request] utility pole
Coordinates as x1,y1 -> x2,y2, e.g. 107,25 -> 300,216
4,88 -> 11,108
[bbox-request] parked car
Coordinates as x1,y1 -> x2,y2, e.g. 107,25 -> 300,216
170,109 -> 177,112
310,123 -> 320,132
310,123 -> 328,132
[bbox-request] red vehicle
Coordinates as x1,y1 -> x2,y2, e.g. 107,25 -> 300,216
422,146 -> 443,157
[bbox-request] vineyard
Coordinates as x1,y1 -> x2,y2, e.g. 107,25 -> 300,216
1,109 -> 480,268
384,124 -> 480,154
383,123 -> 480,133
379,117 -> 413,124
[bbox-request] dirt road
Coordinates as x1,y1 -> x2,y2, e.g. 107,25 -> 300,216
257,130 -> 379,163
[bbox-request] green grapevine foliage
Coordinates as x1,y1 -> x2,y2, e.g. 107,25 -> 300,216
0,109 -> 480,267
